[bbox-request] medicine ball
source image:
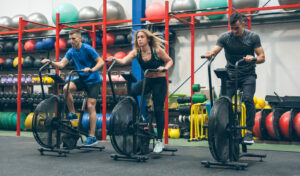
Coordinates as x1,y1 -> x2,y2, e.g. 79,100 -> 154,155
0,42 -> 4,52
114,51 -> 126,59
14,41 -> 24,52
105,33 -> 115,45
42,38 -> 55,50
35,41 -> 44,50
24,40 -> 36,51
33,58 -> 42,68
66,39 -> 72,48
13,57 -> 24,68
114,34 -> 126,44
23,56 -> 35,68
96,35 -> 102,47
127,33 -> 132,43
58,38 -> 67,49
4,42 -> 14,52
0,58 -> 5,67
4,58 -> 13,69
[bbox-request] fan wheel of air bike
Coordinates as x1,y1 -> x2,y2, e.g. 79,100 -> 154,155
32,95 -> 64,149
109,96 -> 144,156
33,95 -> 81,151
208,97 -> 241,162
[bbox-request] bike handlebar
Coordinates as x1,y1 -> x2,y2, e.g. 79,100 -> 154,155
144,68 -> 167,77
39,62 -> 52,73
107,59 -> 117,73
235,57 -> 257,69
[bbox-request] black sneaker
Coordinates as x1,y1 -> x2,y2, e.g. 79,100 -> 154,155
243,133 -> 254,145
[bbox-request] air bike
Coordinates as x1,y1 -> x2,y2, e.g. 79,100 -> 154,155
107,60 -> 177,162
32,62 -> 104,156
200,56 -> 266,170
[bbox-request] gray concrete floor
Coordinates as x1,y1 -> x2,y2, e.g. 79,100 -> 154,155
0,135 -> 300,176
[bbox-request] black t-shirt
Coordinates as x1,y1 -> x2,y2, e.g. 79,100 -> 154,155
216,29 -> 261,79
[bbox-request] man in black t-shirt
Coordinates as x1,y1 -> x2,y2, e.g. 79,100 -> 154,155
203,12 -> 265,144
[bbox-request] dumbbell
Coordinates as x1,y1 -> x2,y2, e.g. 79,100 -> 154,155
27,97 -> 34,105
12,75 -> 18,84
0,76 -> 7,84
21,92 -> 29,99
21,74 -> 26,84
25,74 -> 32,84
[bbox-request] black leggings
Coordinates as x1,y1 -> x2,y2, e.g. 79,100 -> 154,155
226,75 -> 256,131
131,77 -> 167,140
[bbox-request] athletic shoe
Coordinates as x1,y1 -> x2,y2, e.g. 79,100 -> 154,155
67,113 -> 78,121
153,141 -> 164,153
243,132 -> 254,145
82,136 -> 98,146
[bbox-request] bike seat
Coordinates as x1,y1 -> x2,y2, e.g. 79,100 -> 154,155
120,71 -> 137,83
47,73 -> 65,84
214,68 -> 229,80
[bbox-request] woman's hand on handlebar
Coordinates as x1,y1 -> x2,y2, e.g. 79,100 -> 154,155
243,55 -> 256,63
157,66 -> 167,72
105,56 -> 115,63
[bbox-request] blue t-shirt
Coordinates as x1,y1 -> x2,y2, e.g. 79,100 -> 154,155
65,43 -> 101,84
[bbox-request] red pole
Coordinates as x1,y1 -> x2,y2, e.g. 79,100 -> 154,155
56,13 -> 61,93
190,16 -> 195,139
164,0 -> 169,144
247,11 -> 252,30
102,0 -> 107,141
91,25 -> 96,49
190,16 -> 195,99
16,17 -> 24,136
228,0 -> 232,30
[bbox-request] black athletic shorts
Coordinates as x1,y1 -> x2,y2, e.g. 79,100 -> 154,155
72,79 -> 100,99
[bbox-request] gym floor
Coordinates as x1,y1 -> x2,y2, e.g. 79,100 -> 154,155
1,131 -> 299,176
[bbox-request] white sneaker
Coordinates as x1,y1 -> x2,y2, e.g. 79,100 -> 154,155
153,141 -> 164,153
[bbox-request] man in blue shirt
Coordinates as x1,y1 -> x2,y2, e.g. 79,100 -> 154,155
42,29 -> 104,146
203,12 -> 265,144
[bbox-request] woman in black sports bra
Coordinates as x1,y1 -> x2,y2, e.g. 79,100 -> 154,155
107,29 -> 173,153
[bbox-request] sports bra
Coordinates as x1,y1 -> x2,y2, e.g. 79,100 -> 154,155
136,47 -> 164,71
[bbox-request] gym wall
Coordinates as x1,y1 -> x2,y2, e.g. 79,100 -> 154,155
169,0 -> 300,98
0,0 -> 299,98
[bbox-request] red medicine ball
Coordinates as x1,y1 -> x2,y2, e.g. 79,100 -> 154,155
114,51 -> 126,59
105,33 -> 115,46
24,40 -> 36,51
58,38 -> 67,49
